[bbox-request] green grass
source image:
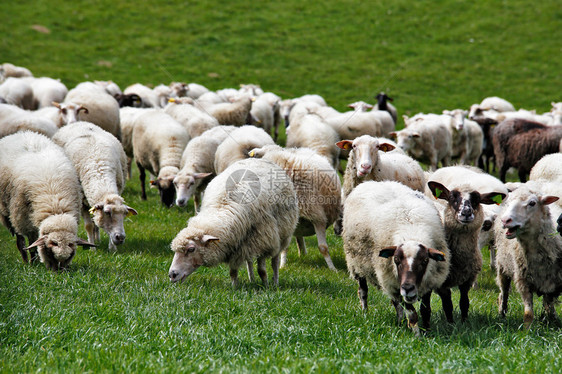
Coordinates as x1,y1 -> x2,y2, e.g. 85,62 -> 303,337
1,0 -> 562,372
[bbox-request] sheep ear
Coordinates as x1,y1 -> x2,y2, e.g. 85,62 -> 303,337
78,105 -> 89,114
442,110 -> 450,115
336,140 -> 353,150
24,236 -> 47,250
77,238 -> 97,248
412,132 -> 421,138
379,246 -> 397,258
126,206 -> 138,217
201,235 -> 219,245
89,204 -> 104,215
428,181 -> 450,201
388,132 -> 397,139
150,180 -> 158,188
428,248 -> 446,262
193,172 -> 212,180
378,143 -> 395,152
52,101 -> 61,109
480,192 -> 506,205
540,196 -> 559,205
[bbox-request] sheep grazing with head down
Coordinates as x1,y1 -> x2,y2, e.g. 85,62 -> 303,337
0,131 -> 95,270
197,96 -> 255,127
0,62 -> 33,82
20,76 -> 68,109
164,97 -> 219,138
169,158 -> 299,287
249,144 -> 342,271
343,181 -> 450,335
0,103 -> 58,139
494,184 -> 562,328
0,77 -> 34,109
52,122 -> 137,251
427,166 -> 506,323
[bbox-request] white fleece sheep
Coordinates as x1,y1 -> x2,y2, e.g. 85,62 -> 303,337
94,80 -> 122,97
164,98 -> 219,138
427,166 -> 506,323
174,125 -> 238,211
280,94 -> 327,127
0,131 -> 94,270
442,109 -> 483,165
168,158 -> 299,287
314,106 -> 385,140
123,83 -> 162,108
529,153 -> 562,184
343,181 -> 450,334
0,63 -> 33,82
214,125 -> 275,174
197,96 -> 254,127
347,101 -> 395,137
184,82 -> 210,99
35,101 -> 88,128
494,184 -> 562,328
132,109 -> 190,207
0,77 -> 34,109
52,122 -> 137,251
0,103 -> 58,139
65,83 -> 121,140
249,144 -> 342,271
118,107 -> 151,177
21,77 -> 68,109
469,96 -> 516,118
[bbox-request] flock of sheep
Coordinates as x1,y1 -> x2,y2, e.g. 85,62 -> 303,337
1,62 -> 562,335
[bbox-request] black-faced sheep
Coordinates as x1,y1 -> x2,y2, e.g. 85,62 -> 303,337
374,92 -> 398,124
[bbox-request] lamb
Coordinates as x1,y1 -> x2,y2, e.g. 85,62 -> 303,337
0,77 -> 34,109
390,116 -> 452,171
427,166 -> 506,322
65,83 -> 121,140
249,144 -> 342,271
52,122 -> 137,251
442,109 -> 483,165
168,158 -> 299,287
336,135 -> 425,200
492,118 -> 562,182
164,98 -> 219,138
342,181 -> 450,334
132,109 -> 190,206
214,125 -> 275,174
0,131 -> 95,270
494,185 -> 562,328
0,103 -> 58,139
174,125 -> 237,211
20,77 -> 68,109
0,63 -> 33,82
197,97 -> 254,126
285,103 -> 340,169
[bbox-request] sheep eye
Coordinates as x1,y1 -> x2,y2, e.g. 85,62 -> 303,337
528,200 -> 536,207
62,109 -> 67,114
51,241 -> 58,247
186,246 -> 195,253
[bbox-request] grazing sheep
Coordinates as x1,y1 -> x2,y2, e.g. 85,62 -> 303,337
442,109 -> 483,165
390,116 -> 452,171
214,125 -> 275,174
494,185 -> 562,328
343,181 -> 450,334
118,107 -> 150,177
469,96 -> 516,117
35,101 -> 88,128
0,77 -> 34,109
132,109 -> 190,207
0,103 -> 58,139
285,103 -> 340,169
337,135 -> 425,199
314,106 -> 385,139
164,98 -> 219,138
197,97 -> 254,127
479,204 -> 502,271
492,118 -> 562,182
168,158 -> 299,287
94,80 -> 122,97
65,83 -> 121,140
0,63 -> 33,82
184,83 -> 210,99
52,122 -> 137,251
21,77 -> 68,109
123,83 -> 163,108
347,101 -> 395,137
249,144 -> 342,271
427,166 -> 506,323
280,94 -> 327,127
114,93 -> 143,108
174,125 -> 237,211
0,131 -> 95,269
374,92 -> 398,124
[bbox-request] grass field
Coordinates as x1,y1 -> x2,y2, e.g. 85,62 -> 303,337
1,0 -> 562,372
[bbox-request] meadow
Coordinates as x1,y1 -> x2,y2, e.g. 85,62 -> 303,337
1,0 -> 562,372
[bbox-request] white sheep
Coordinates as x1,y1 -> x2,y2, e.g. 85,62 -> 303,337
164,98 -> 219,138
132,109 -> 190,206
494,184 -> 562,328
342,181 -> 450,334
427,166 -> 506,322
529,153 -> 562,184
0,77 -> 34,109
0,103 -> 58,139
123,83 -> 162,108
314,106 -> 385,140
184,82 -> 210,99
35,101 -> 88,128
0,63 -> 33,82
21,76 -> 68,109
0,131 -> 95,269
174,125 -> 238,211
214,125 -> 275,174
469,96 -> 516,118
118,107 -> 151,178
197,96 -> 254,126
248,92 -> 282,141
52,122 -> 137,251
94,80 -> 122,97
168,158 -> 299,287
65,83 -> 121,140
249,144 -> 342,271
442,109 -> 483,165
347,100 -> 395,136
280,94 -> 327,127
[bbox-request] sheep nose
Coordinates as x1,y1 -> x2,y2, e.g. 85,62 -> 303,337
361,163 -> 371,170
169,270 -> 179,282
176,198 -> 186,207
502,217 -> 512,226
113,233 -> 125,244
461,205 -> 473,217
401,283 -> 415,293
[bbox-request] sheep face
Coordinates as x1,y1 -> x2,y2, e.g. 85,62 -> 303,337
90,201 -> 137,249
26,231 -> 95,270
336,136 -> 395,177
169,234 -> 219,283
379,242 -> 445,304
53,101 -> 88,127
151,176 -> 176,207
500,187 -> 559,239
173,172 -> 211,207
443,109 -> 467,131
389,129 -> 420,154
428,181 -> 506,225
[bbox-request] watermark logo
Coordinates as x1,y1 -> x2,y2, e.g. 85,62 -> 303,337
226,169 -> 261,204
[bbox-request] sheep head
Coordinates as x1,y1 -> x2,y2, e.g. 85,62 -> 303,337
169,233 -> 220,283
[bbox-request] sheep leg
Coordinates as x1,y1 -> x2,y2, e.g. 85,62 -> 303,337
271,254 -> 280,288
229,268 -> 239,288
392,299 -> 404,325
356,276 -> 369,311
81,206 -> 96,245
246,261 -> 255,281
279,248 -> 288,269
16,234 -> 28,263
296,236 -> 307,256
497,272 -> 511,317
126,157 -> 132,179
257,257 -> 268,287
420,291 -> 432,331
458,281 -> 472,322
194,193 -> 201,213
137,162 -> 147,200
489,246 -> 497,272
542,294 -> 558,322
499,164 -> 509,183
436,287 -> 454,323
520,287 -> 534,329
404,302 -> 420,336
517,168 -> 527,183
314,222 -> 336,271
